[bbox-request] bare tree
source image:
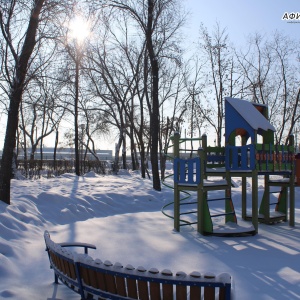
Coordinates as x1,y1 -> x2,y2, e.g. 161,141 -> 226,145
198,23 -> 240,146
236,32 -> 300,144
18,75 -> 65,164
183,55 -> 206,141
87,40 -> 132,173
0,0 -> 47,204
105,0 -> 186,190
159,60 -> 189,178
236,33 -> 273,104
85,10 -> 149,175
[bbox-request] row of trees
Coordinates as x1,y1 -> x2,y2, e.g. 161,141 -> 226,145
0,0 -> 299,204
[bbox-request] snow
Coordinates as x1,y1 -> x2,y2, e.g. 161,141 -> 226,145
225,97 -> 276,132
0,168 -> 300,300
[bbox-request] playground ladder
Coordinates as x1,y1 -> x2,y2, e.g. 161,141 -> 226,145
173,155 -> 237,235
258,174 -> 293,224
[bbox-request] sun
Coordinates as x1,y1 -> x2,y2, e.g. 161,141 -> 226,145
68,15 -> 91,46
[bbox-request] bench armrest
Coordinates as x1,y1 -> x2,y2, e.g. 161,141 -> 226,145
58,242 -> 96,254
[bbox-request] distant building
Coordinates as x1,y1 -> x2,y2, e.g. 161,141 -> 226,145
0,148 -> 113,161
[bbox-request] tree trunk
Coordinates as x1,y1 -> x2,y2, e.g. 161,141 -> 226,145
20,103 -> 28,177
53,130 -> 59,173
114,133 -> 123,174
0,0 -> 46,204
150,64 -> 161,190
122,131 -> 126,169
130,126 -> 137,170
0,91 -> 20,202
40,137 -> 43,171
147,0 -> 161,191
139,136 -> 146,178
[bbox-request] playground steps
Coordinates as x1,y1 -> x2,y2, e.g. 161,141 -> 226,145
245,212 -> 286,224
201,189 -> 256,236
210,222 -> 256,237
256,174 -> 293,224
176,176 -> 245,235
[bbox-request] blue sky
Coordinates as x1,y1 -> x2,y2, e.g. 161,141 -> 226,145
184,0 -> 300,47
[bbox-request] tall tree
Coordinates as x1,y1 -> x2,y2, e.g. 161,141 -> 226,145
106,0 -> 185,190
0,0 -> 47,204
62,6 -> 93,176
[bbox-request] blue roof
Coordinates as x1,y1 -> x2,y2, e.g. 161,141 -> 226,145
226,97 -> 275,131
225,97 -> 275,141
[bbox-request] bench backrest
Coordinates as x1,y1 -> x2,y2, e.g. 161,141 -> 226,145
77,257 -> 231,300
45,231 -> 232,300
44,231 -> 82,291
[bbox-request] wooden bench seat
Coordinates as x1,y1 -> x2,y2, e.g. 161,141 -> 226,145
44,230 -> 232,299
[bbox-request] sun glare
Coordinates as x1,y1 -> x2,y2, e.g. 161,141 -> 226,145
68,15 -> 91,46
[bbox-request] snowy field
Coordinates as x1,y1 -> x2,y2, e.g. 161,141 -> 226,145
0,168 -> 299,300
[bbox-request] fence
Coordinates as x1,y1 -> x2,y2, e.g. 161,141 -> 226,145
8,159 -> 111,179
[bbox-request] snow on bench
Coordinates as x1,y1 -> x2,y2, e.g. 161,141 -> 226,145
44,230 -> 232,299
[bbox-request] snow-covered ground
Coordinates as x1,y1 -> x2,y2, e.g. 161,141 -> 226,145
0,168 -> 299,299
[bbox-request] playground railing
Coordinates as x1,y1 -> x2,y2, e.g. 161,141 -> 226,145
206,146 -> 226,168
225,144 -> 294,172
255,144 -> 294,172
174,157 -> 201,185
225,144 -> 256,171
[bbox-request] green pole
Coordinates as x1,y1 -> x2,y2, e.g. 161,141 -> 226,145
197,147 -> 204,234
242,177 -> 247,220
173,132 -> 180,158
289,134 -> 295,226
252,169 -> 258,234
173,132 -> 180,231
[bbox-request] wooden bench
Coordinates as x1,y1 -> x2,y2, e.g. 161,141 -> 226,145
44,230 -> 232,299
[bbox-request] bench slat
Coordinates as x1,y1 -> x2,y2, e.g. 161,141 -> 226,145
190,286 -> 201,300
204,286 -> 215,299
112,263 -> 127,297
176,285 -> 187,300
58,254 -> 66,276
95,269 -> 107,292
150,282 -> 160,300
162,284 -> 173,300
176,272 -> 187,300
127,277 -> 138,299
149,268 -> 160,300
137,280 -> 149,300
219,286 -> 227,300
136,266 -> 149,300
80,265 -> 90,286
115,275 -> 127,297
204,273 -> 216,300
190,272 -> 201,300
105,273 -> 118,294
161,270 -> 173,300
53,253 -> 63,273
63,256 -> 72,278
89,269 -> 99,289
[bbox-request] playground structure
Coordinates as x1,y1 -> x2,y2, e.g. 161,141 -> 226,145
167,97 -> 295,236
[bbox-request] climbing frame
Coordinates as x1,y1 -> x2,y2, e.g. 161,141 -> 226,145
172,133 -> 254,236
